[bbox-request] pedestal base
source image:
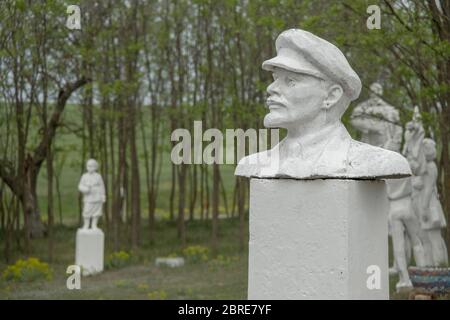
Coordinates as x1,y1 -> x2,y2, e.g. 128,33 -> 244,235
75,228 -> 104,276
248,178 -> 389,300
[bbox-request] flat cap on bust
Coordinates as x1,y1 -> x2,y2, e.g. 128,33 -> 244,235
262,29 -> 362,101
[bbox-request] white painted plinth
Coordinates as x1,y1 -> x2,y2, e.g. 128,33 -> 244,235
248,178 -> 389,300
155,257 -> 185,268
75,228 -> 104,276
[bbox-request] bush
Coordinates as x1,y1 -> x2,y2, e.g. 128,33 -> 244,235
105,251 -> 133,269
2,257 -> 52,282
182,245 -> 209,263
147,290 -> 167,300
208,255 -> 239,271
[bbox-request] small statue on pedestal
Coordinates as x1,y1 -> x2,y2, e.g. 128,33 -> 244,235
78,159 -> 106,230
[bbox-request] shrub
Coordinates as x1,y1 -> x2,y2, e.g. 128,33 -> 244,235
147,290 -> 167,300
182,245 -> 209,263
137,283 -> 149,292
105,251 -> 133,269
208,255 -> 239,271
2,257 -> 52,282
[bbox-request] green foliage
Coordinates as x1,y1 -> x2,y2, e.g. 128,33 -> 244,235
208,254 -> 239,271
113,279 -> 132,288
2,258 -> 52,283
182,245 -> 209,263
105,251 -> 134,270
136,283 -> 149,292
147,290 -> 167,300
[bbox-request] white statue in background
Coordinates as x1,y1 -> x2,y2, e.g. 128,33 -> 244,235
350,82 -> 403,148
78,159 -> 106,230
403,108 -> 448,267
235,29 -> 411,180
351,84 -> 425,292
421,138 -> 448,266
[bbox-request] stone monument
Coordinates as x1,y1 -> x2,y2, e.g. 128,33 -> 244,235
403,109 -> 448,267
351,86 -> 426,293
76,159 -> 106,276
420,138 -> 448,266
350,82 -> 403,149
235,29 -> 411,299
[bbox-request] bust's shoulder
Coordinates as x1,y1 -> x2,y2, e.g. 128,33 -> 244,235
347,140 -> 411,178
235,150 -> 272,177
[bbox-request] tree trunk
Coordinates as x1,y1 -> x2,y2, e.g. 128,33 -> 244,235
0,185 -> 4,232
130,121 -> 141,248
238,177 -> 246,252
170,164 -> 176,221
189,165 -> 197,221
219,170 -> 229,217
177,164 -> 187,246
211,163 -> 220,254
200,165 -> 205,220
47,147 -> 54,262
22,159 -> 45,238
55,170 -> 63,225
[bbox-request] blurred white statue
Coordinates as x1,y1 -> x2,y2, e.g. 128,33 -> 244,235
350,83 -> 403,149
351,85 -> 425,292
421,138 -> 448,266
78,159 -> 106,230
403,108 -> 430,263
403,107 -> 428,183
403,108 -> 448,267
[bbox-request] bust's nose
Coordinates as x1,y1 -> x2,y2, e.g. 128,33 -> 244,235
267,80 -> 280,96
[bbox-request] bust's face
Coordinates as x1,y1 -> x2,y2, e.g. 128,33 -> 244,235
86,161 -> 97,173
264,67 -> 328,129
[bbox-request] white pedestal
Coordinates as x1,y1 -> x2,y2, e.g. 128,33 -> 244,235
75,228 -> 104,276
248,178 -> 389,300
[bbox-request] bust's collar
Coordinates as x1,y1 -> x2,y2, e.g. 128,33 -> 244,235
282,121 -> 346,156
264,122 -> 351,178
312,122 -> 352,175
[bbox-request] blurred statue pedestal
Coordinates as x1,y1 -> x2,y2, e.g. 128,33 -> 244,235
248,179 -> 389,300
75,228 -> 104,276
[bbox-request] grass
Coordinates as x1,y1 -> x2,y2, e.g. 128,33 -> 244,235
0,218 -> 248,300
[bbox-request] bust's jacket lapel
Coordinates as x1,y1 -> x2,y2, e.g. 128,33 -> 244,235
312,123 -> 351,177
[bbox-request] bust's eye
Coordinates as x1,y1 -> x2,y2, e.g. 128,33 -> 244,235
287,78 -> 296,87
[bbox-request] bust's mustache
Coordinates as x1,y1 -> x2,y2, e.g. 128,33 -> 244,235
266,96 -> 287,108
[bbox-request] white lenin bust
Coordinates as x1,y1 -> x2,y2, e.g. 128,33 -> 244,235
235,29 -> 411,180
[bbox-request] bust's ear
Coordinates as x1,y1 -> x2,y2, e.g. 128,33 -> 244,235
322,84 -> 344,110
